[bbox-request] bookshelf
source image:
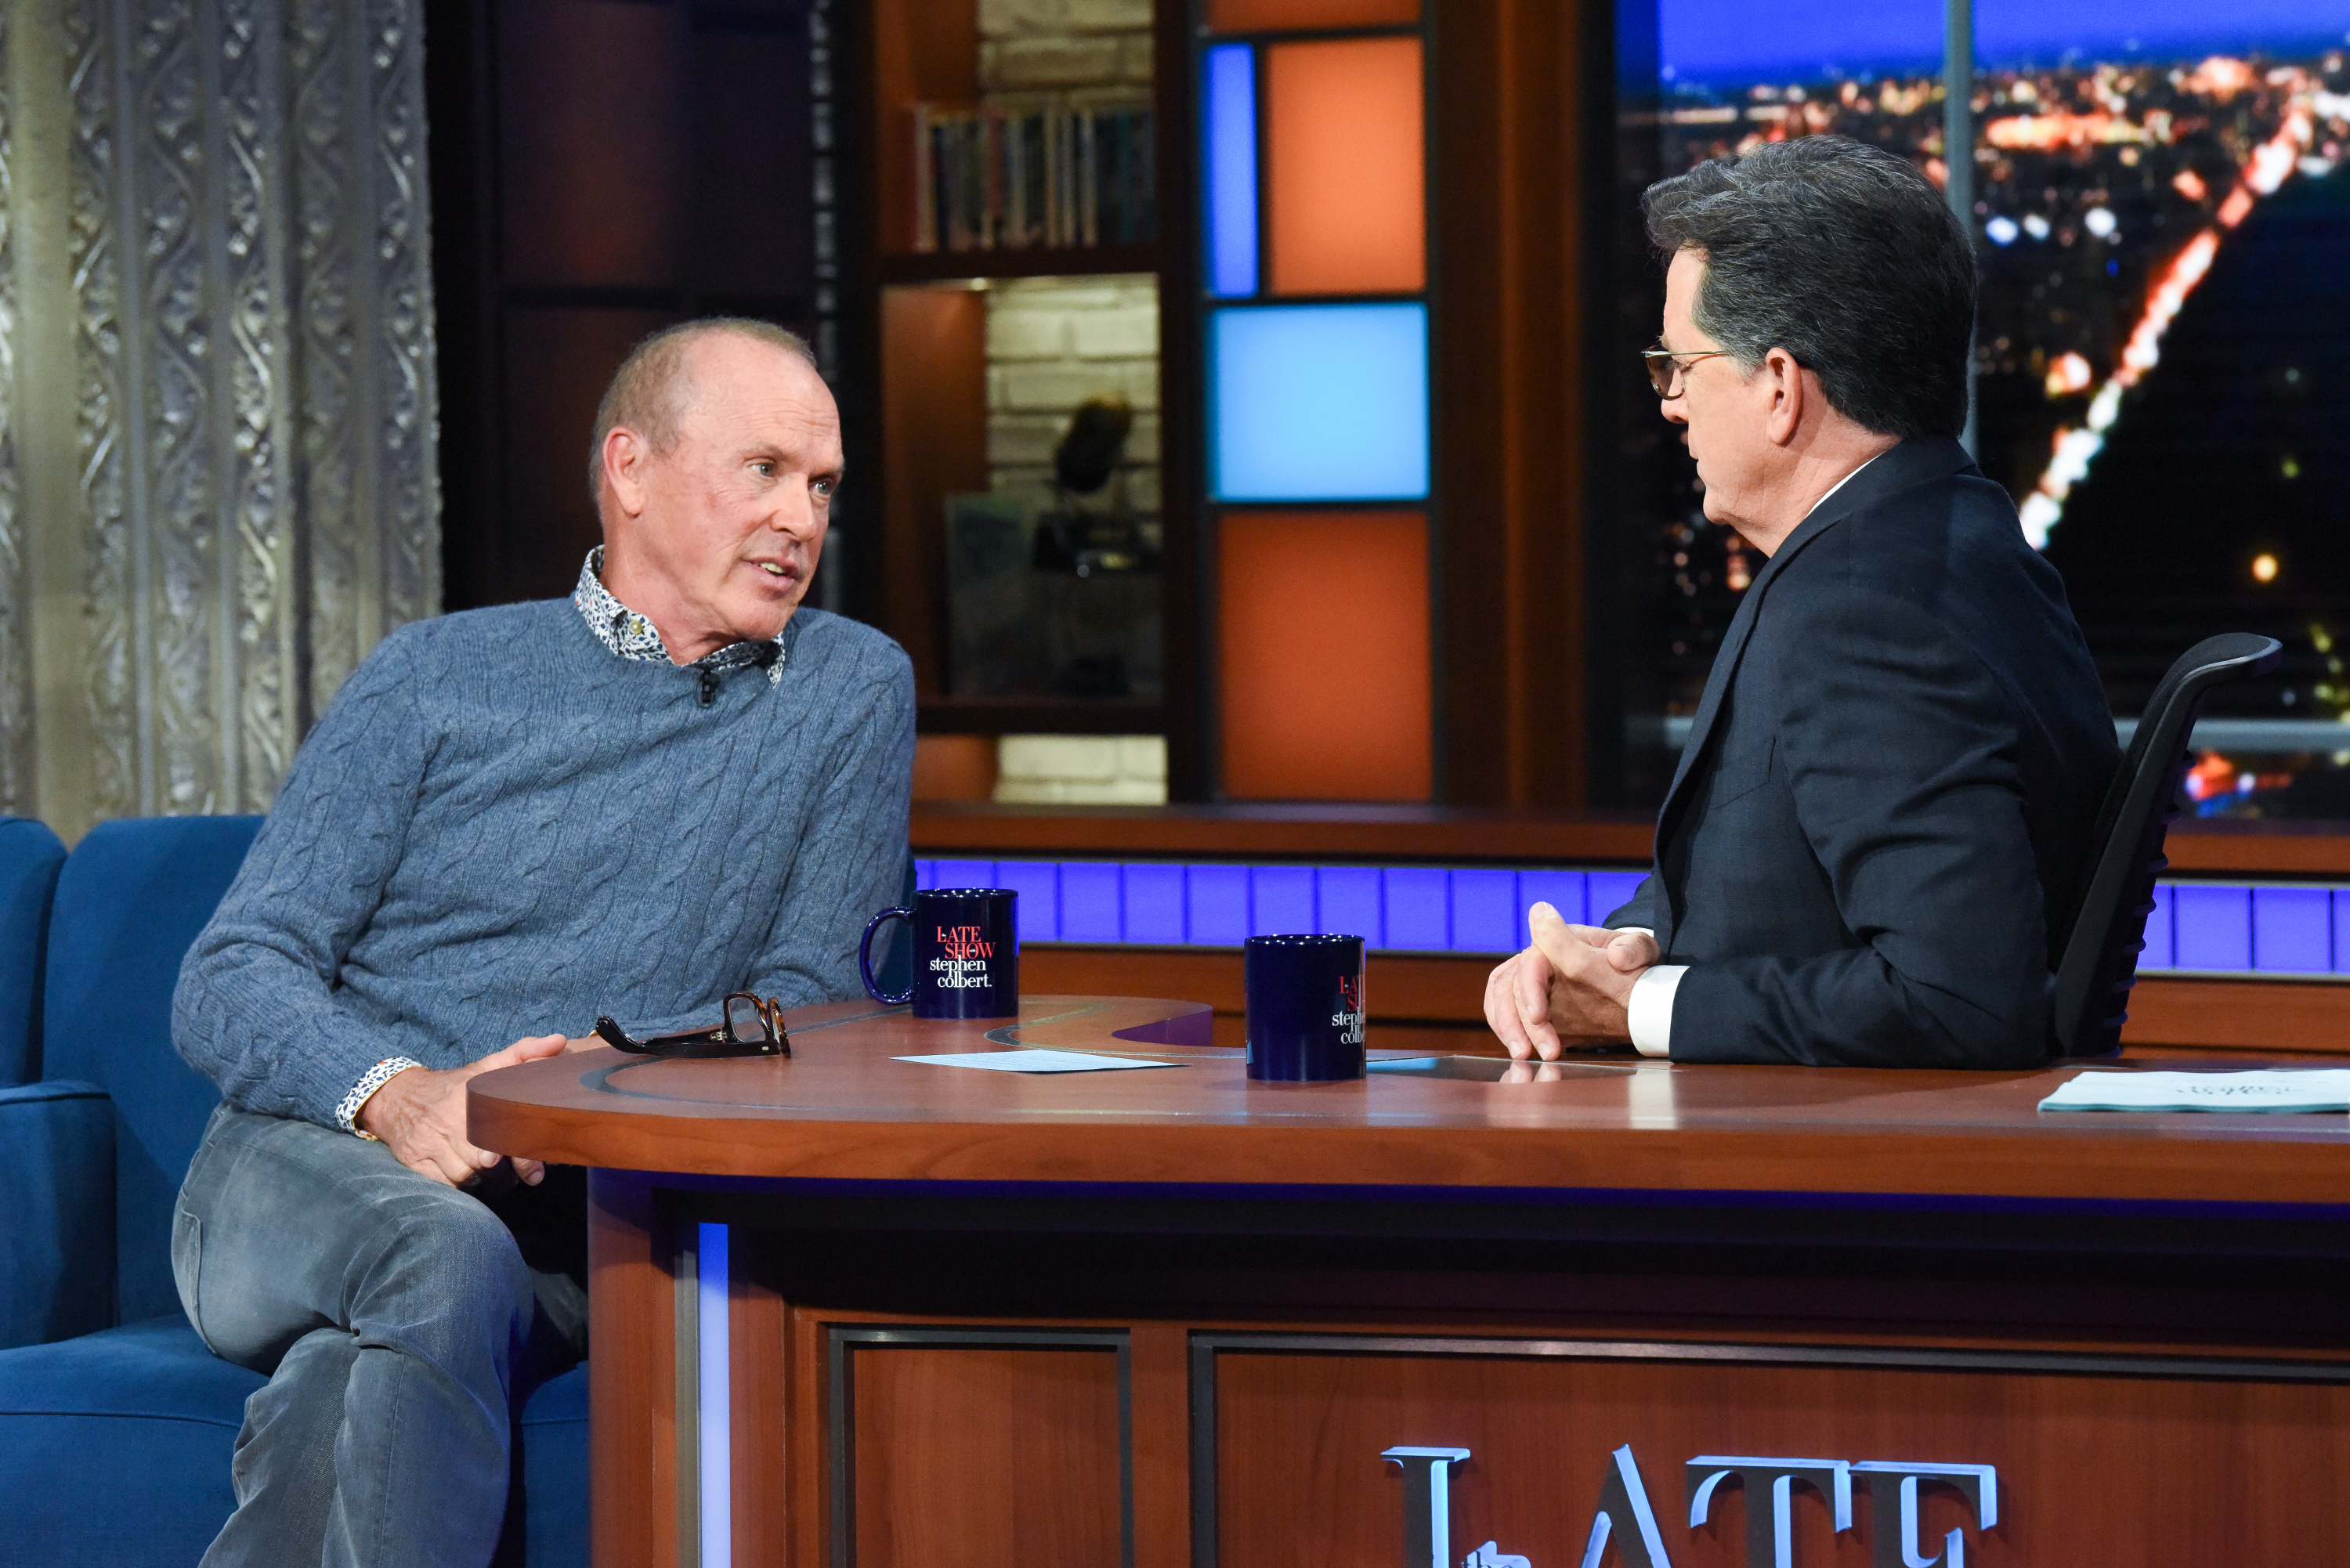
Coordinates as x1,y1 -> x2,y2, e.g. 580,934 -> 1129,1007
844,0 -> 1201,789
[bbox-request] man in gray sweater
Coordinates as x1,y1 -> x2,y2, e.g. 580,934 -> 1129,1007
170,319 -> 913,1566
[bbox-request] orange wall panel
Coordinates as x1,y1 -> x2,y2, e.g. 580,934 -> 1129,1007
1265,38 -> 1426,297
1207,0 -> 1419,31
1218,511 -> 1432,801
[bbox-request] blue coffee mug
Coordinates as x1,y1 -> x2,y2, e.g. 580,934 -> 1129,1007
860,887 -> 1020,1019
1244,934 -> 1367,1081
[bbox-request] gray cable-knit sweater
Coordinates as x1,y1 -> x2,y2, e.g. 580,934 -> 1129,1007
173,598 -> 915,1129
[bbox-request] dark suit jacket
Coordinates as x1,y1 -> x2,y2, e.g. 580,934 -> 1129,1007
1608,437 -> 2118,1067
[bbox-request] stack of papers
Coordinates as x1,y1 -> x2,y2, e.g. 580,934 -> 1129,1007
2038,1069 -> 2350,1114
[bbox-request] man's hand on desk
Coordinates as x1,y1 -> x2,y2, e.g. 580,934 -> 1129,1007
356,1033 -> 576,1188
1483,903 -> 1658,1060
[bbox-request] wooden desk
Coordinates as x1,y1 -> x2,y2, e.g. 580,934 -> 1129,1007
472,997 -> 2350,1568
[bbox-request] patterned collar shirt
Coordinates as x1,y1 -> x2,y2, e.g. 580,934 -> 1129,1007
572,546 -> 786,689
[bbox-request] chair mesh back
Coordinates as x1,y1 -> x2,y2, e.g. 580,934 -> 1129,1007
2049,634 -> 2281,1057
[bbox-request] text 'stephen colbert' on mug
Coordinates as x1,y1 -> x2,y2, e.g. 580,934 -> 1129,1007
859,887 -> 1021,1020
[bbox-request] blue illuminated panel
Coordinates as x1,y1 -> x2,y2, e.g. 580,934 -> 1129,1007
1517,870 -> 1589,943
912,858 -> 2332,976
1251,865 -> 1315,934
698,1223 -> 730,1568
1188,864 -> 1251,944
2142,884 -> 2174,970
2253,887 -> 2331,974
1210,303 -> 1430,500
1124,863 -> 1187,944
1061,863 -> 1123,942
1586,871 -> 1649,927
1317,867 -> 1382,945
1204,43 -> 1260,298
1383,867 -> 1448,950
995,861 -> 1060,942
933,858 -> 993,891
2173,884 -> 2252,971
1451,870 -> 1517,955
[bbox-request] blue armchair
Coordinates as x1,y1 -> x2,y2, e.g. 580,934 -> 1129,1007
0,816 -> 65,1086
0,816 -> 588,1566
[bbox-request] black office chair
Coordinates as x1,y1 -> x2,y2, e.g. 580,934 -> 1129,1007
2047,633 -> 2283,1057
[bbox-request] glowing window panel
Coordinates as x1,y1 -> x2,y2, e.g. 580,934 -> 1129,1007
1266,38 -> 1425,295
1208,0 -> 1419,30
1218,509 -> 1432,801
1203,44 -> 1260,298
1210,303 -> 1429,501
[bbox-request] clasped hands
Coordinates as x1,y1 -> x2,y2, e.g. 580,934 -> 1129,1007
356,1033 -> 592,1189
1481,901 -> 1659,1060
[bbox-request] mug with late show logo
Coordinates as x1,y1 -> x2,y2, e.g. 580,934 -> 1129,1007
859,887 -> 1021,1018
1243,933 -> 1367,1081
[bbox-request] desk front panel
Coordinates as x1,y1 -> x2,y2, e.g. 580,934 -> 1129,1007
779,1301 -> 2350,1568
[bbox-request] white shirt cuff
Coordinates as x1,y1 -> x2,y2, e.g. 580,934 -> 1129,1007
1626,965 -> 1687,1058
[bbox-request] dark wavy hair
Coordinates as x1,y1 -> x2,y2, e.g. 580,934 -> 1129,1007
1641,136 -> 1976,439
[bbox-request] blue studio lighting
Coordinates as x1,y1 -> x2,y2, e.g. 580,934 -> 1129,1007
1204,44 -> 1260,298
1210,302 -> 1430,501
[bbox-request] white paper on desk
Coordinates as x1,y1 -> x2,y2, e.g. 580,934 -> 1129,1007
2038,1069 -> 2350,1114
894,1049 -> 1179,1073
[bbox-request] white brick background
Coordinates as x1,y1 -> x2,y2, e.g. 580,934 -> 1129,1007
983,275 -> 1161,515
977,0 -> 1152,95
996,734 -> 1169,804
968,0 -> 1161,804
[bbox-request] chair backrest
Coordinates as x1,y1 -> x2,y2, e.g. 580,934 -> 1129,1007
42,814 -> 263,1323
2049,634 -> 2282,1057
0,817 -> 67,1085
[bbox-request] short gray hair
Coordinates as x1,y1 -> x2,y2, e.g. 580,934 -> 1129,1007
587,318 -> 819,505
1641,136 -> 1976,440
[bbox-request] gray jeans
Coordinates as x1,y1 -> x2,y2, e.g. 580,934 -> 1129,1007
172,1104 -> 589,1568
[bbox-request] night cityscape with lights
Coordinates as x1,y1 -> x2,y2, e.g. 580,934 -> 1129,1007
1624,2 -> 2350,814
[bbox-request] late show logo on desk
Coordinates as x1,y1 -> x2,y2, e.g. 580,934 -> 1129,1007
931,924 -> 996,989
1381,1443 -> 1998,1568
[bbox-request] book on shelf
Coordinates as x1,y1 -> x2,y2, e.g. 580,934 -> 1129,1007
913,99 -> 1156,255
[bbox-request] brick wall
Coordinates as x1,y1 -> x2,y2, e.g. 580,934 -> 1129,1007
977,0 -> 1152,99
996,734 -> 1168,804
971,0 -> 1162,802
983,276 -> 1160,512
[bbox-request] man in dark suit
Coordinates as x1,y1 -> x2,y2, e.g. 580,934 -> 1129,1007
1484,136 -> 2117,1068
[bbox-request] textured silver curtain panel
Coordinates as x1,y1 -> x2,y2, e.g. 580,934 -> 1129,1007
0,0 -> 438,836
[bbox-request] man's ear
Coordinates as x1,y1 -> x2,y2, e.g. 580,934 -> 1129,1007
1762,347 -> 1806,446
603,426 -> 651,518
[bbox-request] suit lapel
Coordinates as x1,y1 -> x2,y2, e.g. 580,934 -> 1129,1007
1652,438 -> 1974,837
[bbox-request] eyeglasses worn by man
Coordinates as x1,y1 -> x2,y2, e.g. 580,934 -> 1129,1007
168,320 -> 914,1566
1486,136 -> 2120,1070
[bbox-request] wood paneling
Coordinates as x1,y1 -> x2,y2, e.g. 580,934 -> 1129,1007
432,0 -> 819,613
2164,826 -> 2350,876
866,0 -> 980,257
910,802 -> 1659,862
843,1342 -> 1125,1566
496,0 -> 688,288
499,306 -> 679,601
1022,946 -> 2350,1056
909,805 -> 2350,878
1432,0 -> 1598,807
587,1169 -> 676,1568
1217,511 -> 1434,801
1205,1339 -> 2350,1566
1263,39 -> 1426,296
913,735 -> 1000,802
729,1259 -> 791,1566
878,286 -> 987,695
472,995 -> 2350,1206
